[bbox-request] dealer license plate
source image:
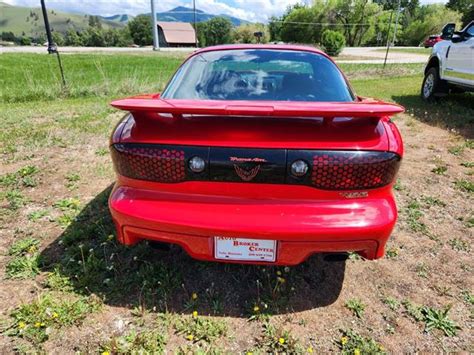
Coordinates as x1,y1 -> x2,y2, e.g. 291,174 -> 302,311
214,237 -> 277,262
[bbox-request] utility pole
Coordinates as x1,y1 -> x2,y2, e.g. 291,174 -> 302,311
392,0 -> 401,46
151,0 -> 159,50
383,9 -> 394,69
193,0 -> 198,47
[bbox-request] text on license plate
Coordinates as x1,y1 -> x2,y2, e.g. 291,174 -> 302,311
214,237 -> 277,262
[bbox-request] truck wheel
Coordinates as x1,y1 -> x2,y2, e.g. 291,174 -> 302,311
421,67 -> 443,101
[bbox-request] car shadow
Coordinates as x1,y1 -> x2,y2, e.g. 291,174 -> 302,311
392,93 -> 474,139
40,186 -> 346,317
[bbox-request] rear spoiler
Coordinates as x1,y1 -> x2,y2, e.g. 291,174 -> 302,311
111,94 -> 404,118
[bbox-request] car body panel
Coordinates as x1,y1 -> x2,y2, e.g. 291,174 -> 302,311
429,21 -> 474,89
109,44 -> 404,264
423,35 -> 442,48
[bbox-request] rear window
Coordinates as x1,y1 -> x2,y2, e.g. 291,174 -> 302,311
162,49 -> 354,102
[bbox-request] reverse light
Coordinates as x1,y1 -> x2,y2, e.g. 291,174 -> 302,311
290,160 -> 309,177
189,156 -> 206,173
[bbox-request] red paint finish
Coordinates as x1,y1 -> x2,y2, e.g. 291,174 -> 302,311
108,44 -> 404,265
111,97 -> 404,118
423,35 -> 442,48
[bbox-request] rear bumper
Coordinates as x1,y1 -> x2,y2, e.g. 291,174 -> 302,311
109,184 -> 397,265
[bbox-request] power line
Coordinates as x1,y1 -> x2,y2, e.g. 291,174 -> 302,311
269,20 -> 390,26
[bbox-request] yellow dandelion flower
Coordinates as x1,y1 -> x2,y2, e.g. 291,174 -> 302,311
277,277 -> 286,284
341,336 -> 348,345
253,305 -> 260,312
379,345 -> 385,351
186,334 -> 194,341
51,312 -> 59,319
192,310 -> 198,318
246,352 -> 253,355
191,292 -> 198,300
34,322 -> 42,328
278,337 -> 285,345
18,321 -> 26,329
354,349 -> 361,355
102,352 -> 110,355
307,346 -> 314,353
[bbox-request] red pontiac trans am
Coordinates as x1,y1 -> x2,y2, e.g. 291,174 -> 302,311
109,44 -> 404,265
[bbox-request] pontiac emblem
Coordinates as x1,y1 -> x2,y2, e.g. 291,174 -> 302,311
230,157 -> 266,181
234,164 -> 260,181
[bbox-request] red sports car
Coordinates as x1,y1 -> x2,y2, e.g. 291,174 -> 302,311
423,35 -> 442,48
109,44 -> 404,265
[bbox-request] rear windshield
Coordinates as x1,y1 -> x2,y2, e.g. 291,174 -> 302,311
162,49 -> 354,102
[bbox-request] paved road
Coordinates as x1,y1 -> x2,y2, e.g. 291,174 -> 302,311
340,46 -> 429,64
1,45 -> 429,64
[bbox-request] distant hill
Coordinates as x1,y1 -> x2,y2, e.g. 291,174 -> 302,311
152,6 -> 248,26
0,2 -> 124,38
0,3 -> 249,38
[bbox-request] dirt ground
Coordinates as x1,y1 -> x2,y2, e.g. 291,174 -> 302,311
0,100 -> 473,353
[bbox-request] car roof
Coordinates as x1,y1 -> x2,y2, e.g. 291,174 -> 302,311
192,44 -> 330,58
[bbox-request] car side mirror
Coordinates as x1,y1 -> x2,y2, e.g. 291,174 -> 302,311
451,33 -> 464,43
440,23 -> 456,40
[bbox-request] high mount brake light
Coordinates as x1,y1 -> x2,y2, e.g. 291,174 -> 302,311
111,144 -> 401,190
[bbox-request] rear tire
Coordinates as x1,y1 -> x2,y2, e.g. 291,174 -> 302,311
421,67 -> 445,102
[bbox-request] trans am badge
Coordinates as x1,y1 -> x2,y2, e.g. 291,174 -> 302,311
234,164 -> 260,181
230,157 -> 267,181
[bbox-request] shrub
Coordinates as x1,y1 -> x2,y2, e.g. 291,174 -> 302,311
321,30 -> 345,56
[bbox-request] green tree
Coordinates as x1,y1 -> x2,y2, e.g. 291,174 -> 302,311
447,0 -> 474,26
88,15 -> 103,29
200,17 -> 233,46
399,4 -> 462,45
64,29 -> 83,46
52,31 -> 64,46
268,4 -> 305,42
104,28 -> 133,47
82,28 -> 106,47
128,14 -> 153,46
321,29 -> 346,55
1,31 -> 17,42
334,0 -> 382,46
268,16 -> 282,42
195,22 -> 208,47
233,24 -> 268,43
19,36 -> 32,46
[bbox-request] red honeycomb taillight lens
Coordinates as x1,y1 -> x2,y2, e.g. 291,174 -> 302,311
310,151 -> 401,190
111,144 -> 185,182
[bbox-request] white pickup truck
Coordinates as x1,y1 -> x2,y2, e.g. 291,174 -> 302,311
421,21 -> 474,101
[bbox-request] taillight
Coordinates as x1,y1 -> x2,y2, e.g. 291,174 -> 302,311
111,144 -> 401,190
310,151 -> 400,190
111,144 -> 186,182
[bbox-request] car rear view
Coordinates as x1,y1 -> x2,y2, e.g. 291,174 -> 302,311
109,45 -> 404,265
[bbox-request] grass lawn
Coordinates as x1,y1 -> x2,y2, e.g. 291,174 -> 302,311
0,52 -> 473,353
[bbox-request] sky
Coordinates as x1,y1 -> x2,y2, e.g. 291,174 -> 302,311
3,0 -> 448,23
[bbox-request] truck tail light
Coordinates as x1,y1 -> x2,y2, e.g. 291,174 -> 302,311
310,151 -> 401,190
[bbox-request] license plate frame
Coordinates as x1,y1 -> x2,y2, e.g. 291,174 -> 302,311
214,237 -> 277,262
